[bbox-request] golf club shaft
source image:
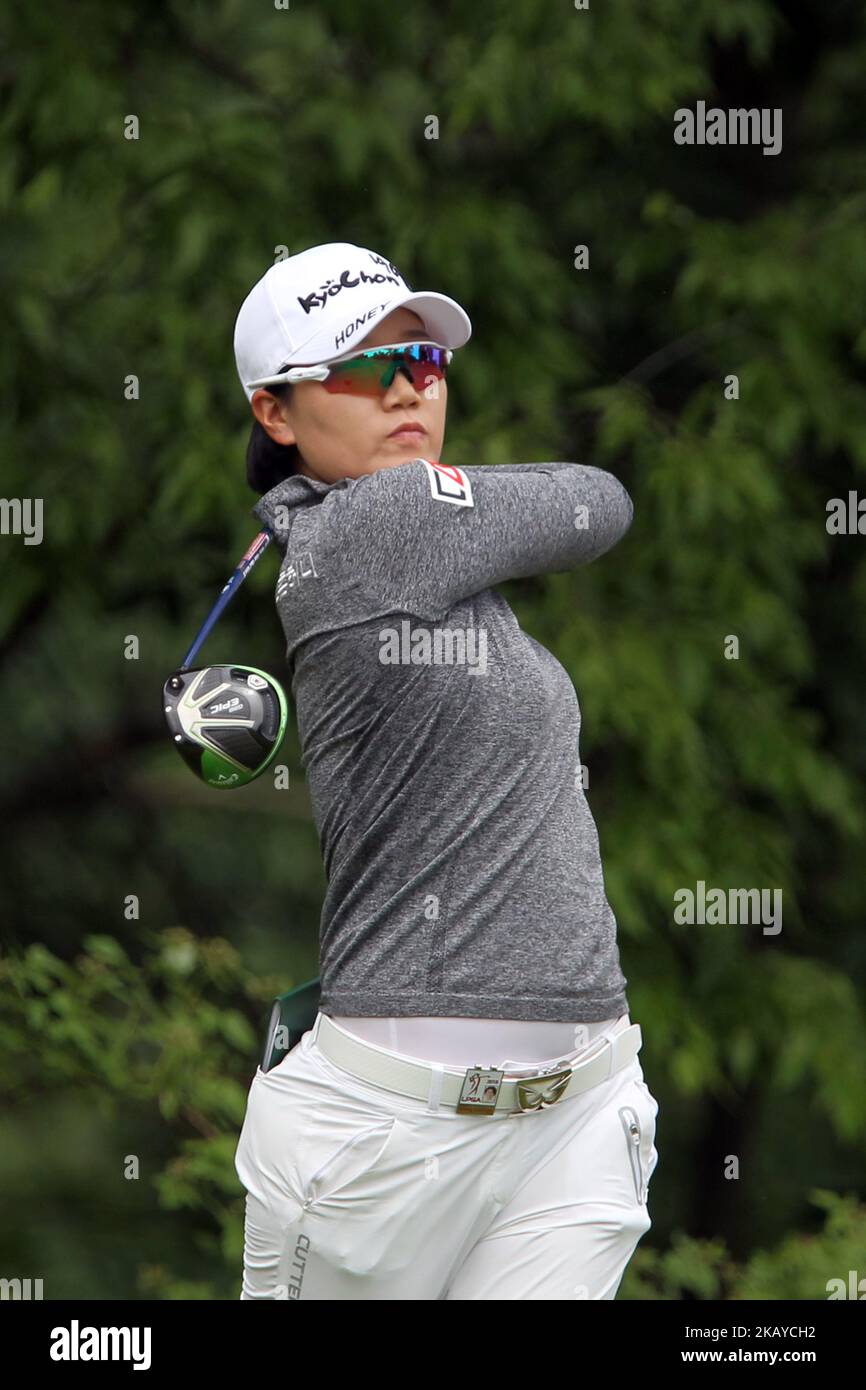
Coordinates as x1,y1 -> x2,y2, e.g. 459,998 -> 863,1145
180,528 -> 273,670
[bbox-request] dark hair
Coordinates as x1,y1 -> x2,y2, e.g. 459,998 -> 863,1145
245,375 -> 303,495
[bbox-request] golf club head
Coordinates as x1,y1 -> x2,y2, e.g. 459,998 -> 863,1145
162,664 -> 288,789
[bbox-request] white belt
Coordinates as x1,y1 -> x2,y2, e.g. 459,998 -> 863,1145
312,1013 -> 642,1116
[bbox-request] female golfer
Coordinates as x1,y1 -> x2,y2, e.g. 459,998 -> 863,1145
232,241 -> 659,1300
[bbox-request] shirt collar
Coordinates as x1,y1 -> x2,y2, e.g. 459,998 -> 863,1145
251,473 -> 335,548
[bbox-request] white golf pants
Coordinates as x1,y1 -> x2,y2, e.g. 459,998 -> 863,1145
234,1013 -> 659,1300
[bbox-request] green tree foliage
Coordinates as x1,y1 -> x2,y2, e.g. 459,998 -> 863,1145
1,0 -> 865,1298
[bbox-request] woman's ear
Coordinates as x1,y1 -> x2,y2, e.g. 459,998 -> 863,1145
251,389 -> 297,447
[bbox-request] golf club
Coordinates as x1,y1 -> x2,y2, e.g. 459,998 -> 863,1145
162,528 -> 289,789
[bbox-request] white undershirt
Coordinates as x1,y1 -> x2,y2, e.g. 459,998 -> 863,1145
330,1015 -> 622,1068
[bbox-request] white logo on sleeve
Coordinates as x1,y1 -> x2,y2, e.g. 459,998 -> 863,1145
418,459 -> 474,508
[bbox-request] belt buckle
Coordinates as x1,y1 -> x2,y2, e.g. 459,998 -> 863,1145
515,1064 -> 573,1113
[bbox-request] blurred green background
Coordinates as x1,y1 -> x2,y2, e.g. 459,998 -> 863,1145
1,0 -> 865,1300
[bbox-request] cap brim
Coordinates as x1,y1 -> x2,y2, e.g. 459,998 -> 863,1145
288,291 -> 472,366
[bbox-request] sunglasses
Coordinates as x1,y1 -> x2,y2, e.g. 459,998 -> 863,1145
247,342 -> 452,397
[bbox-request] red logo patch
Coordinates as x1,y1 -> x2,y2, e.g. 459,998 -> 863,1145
418,459 -> 474,508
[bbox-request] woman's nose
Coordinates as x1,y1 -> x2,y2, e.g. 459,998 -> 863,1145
386,366 -> 421,399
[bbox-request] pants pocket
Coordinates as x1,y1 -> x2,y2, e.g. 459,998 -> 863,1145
617,1073 -> 659,1206
301,1115 -> 399,1207
293,1112 -> 414,1278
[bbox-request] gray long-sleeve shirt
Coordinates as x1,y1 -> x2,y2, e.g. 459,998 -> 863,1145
251,459 -> 633,1022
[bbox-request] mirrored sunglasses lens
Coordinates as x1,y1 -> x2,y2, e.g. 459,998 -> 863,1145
323,346 -> 449,395
323,357 -> 393,393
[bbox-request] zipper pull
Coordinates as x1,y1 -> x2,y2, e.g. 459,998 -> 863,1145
618,1105 -> 646,1204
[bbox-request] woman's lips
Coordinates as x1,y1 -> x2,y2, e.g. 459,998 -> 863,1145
388,426 -> 426,441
